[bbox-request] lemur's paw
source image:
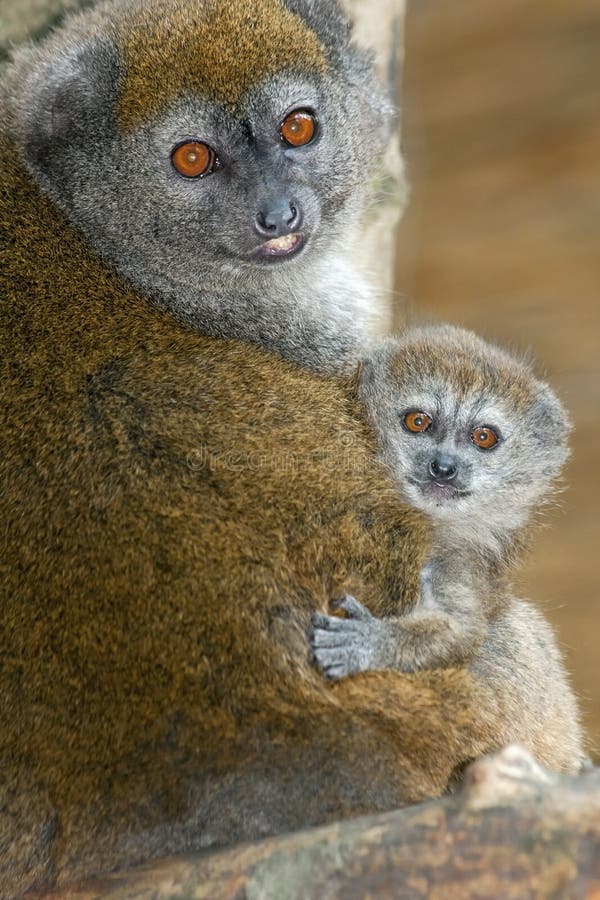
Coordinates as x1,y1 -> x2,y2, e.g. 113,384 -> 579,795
310,595 -> 387,680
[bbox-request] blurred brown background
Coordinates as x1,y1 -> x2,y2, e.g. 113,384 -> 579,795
395,0 -> 600,755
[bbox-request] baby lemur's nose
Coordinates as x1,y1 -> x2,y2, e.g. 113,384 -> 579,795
428,455 -> 458,482
254,197 -> 302,238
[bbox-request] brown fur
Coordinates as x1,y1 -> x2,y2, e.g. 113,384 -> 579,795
0,8 -> 583,894
117,0 -> 329,127
387,327 -> 538,416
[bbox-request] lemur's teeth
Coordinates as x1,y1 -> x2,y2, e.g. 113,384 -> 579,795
262,233 -> 298,251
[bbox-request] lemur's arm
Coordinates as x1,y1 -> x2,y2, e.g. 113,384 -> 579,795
311,560 -> 488,678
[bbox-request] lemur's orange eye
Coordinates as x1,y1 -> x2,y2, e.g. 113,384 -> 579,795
471,426 -> 499,450
280,109 -> 317,147
403,411 -> 433,434
171,141 -> 217,178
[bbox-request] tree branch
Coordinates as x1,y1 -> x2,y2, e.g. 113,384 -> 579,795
31,747 -> 600,898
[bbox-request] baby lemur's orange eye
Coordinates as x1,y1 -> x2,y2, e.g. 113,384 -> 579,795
471,426 -> 499,450
280,109 -> 317,147
403,411 -> 433,434
171,141 -> 217,178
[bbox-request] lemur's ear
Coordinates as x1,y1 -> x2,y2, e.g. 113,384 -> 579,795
21,37 -> 121,173
353,357 -> 379,404
356,358 -> 375,385
527,385 -> 572,474
530,385 -> 572,437
347,360 -> 365,398
284,0 -> 351,59
285,0 -> 394,135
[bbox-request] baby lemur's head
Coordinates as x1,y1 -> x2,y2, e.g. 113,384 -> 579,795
360,326 -> 571,540
11,0 -> 391,349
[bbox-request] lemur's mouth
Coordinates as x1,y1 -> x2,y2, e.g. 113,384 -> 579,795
408,477 -> 470,503
428,482 -> 470,501
255,233 -> 305,261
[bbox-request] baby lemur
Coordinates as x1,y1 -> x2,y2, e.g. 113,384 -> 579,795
313,325 -> 574,678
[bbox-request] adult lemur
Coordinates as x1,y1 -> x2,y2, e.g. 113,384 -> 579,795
0,0 -> 583,893
11,0 -> 389,373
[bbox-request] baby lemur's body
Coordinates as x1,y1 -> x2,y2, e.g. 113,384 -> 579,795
0,0 -> 584,893
313,325 -> 578,693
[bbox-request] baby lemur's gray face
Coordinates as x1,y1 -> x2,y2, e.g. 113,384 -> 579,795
360,327 -> 571,536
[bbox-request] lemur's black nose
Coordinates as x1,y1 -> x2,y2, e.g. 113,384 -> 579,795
254,198 -> 302,238
428,455 -> 458,482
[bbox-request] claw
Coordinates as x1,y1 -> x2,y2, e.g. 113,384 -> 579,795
312,612 -> 333,630
312,612 -> 365,633
333,594 -> 374,621
322,664 -> 350,681
329,594 -> 348,610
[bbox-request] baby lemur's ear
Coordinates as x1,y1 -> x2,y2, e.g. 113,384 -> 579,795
531,384 -> 572,437
352,357 -> 379,404
528,383 -> 572,475
347,359 -> 366,398
356,357 -> 374,385
21,37 -> 121,175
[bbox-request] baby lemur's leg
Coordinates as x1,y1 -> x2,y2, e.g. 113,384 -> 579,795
469,598 -> 585,774
311,563 -> 486,678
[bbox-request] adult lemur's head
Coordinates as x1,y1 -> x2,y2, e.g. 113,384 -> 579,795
12,0 -> 392,368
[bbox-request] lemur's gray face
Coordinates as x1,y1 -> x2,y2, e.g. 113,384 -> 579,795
20,38 -> 386,299
360,334 -> 571,533
383,383 -> 524,520
15,0 -> 392,369
117,71 -> 374,283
